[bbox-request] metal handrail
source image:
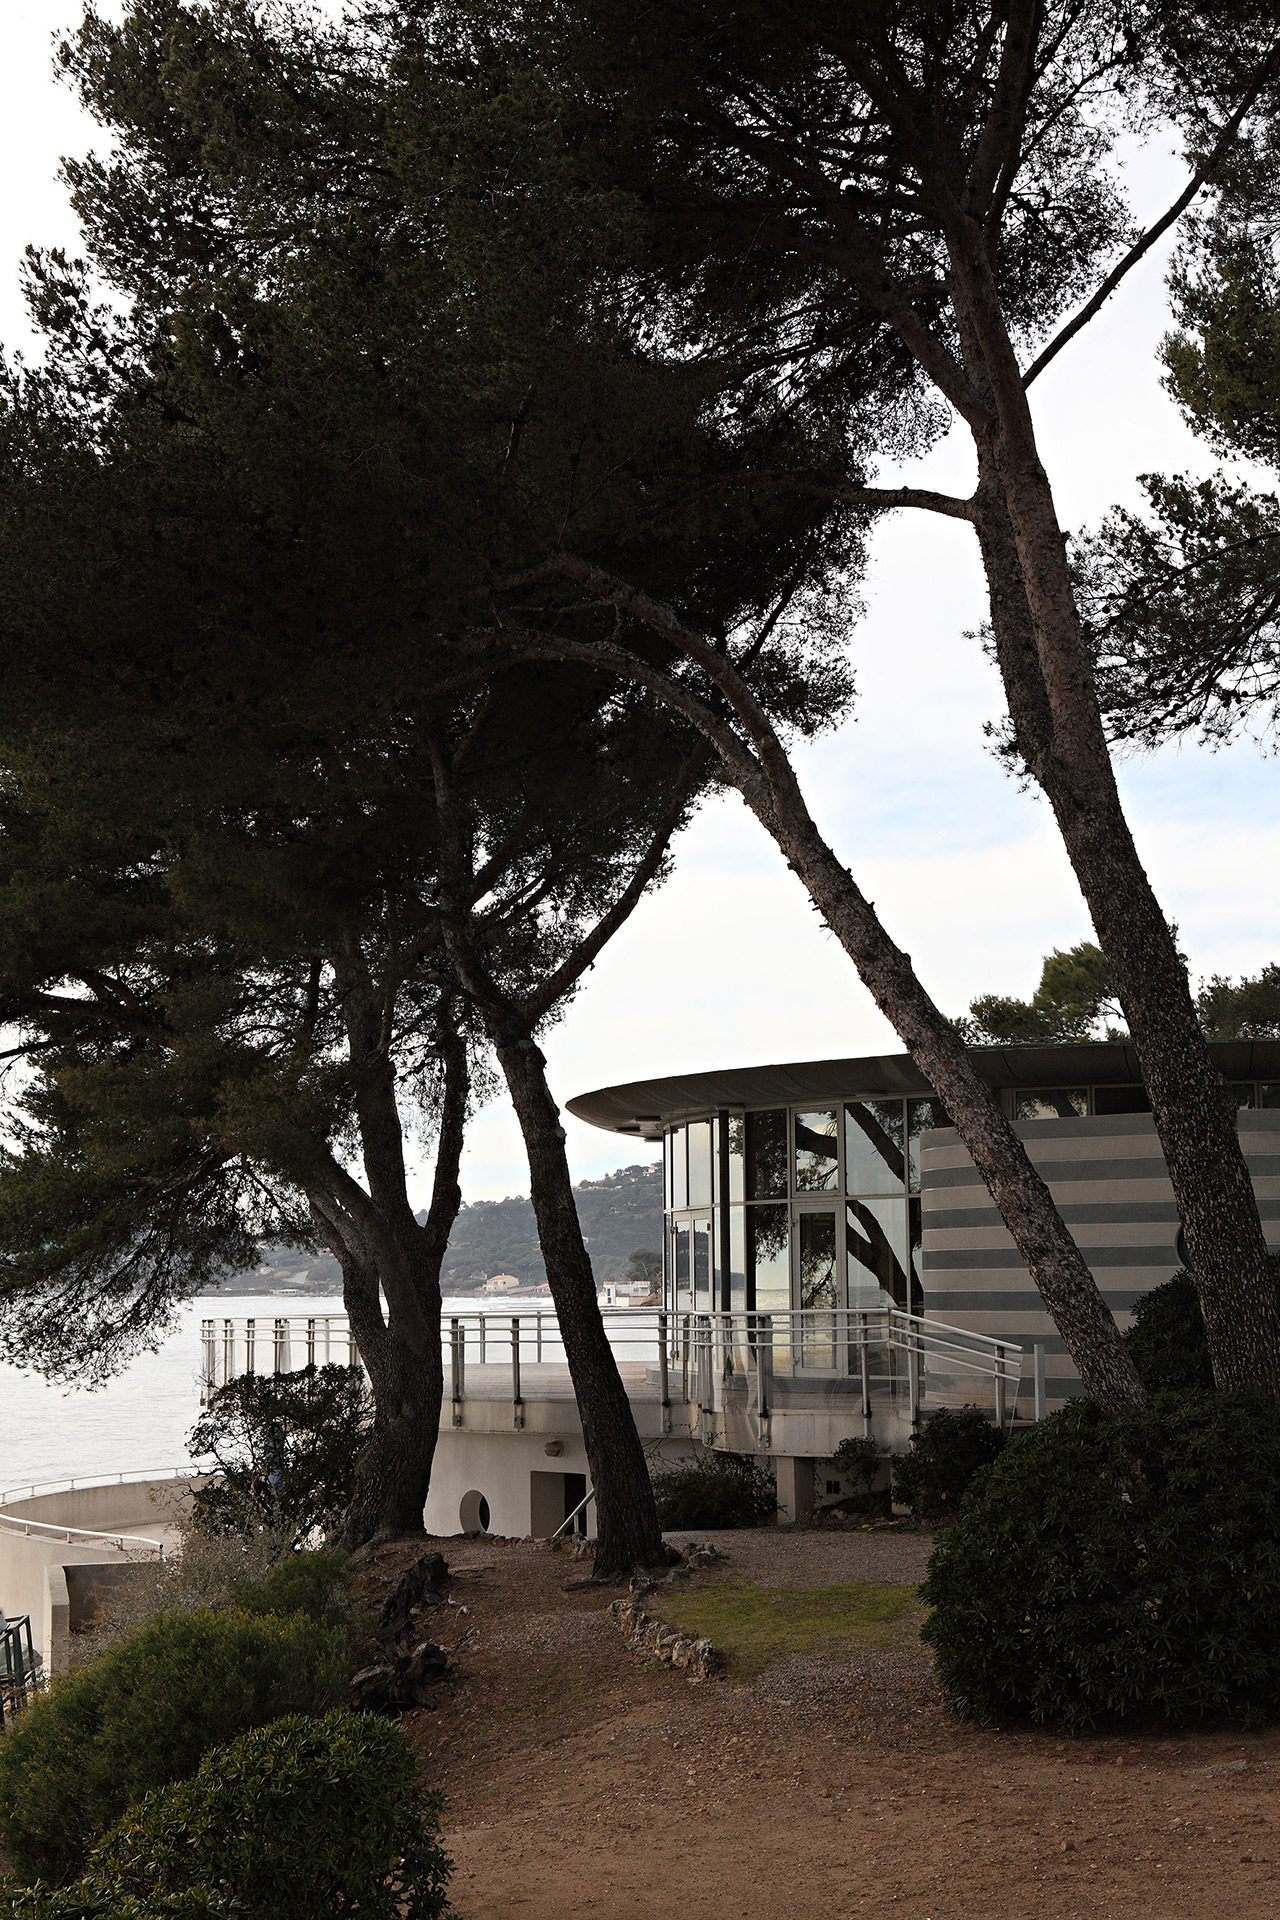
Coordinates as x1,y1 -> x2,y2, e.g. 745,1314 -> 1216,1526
0,1466 -> 204,1507
551,1485 -> 595,1539
0,1514 -> 167,1555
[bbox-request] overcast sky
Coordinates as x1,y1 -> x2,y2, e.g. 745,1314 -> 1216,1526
5,2 -> 1277,1208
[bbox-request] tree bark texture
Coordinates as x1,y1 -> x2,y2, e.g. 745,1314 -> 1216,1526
501,585 -> 1146,1411
320,969 -> 467,1548
496,1029 -> 668,1575
950,237 -> 1280,1396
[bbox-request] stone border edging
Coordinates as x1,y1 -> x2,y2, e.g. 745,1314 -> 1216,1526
609,1596 -> 722,1680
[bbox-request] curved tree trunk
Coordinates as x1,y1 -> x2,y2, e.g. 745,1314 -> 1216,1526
963,371 -> 1280,1394
315,978 -> 469,1549
496,1029 -> 667,1577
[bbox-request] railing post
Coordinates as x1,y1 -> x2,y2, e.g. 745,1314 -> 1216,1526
307,1317 -> 317,1367
995,1342 -> 1006,1430
859,1311 -> 872,1431
245,1318 -> 256,1374
537,1312 -> 543,1364
908,1324 -> 920,1427
1033,1342 -> 1046,1421
451,1318 -> 464,1426
658,1311 -> 671,1435
479,1312 -> 486,1366
511,1318 -> 524,1429
756,1314 -> 773,1446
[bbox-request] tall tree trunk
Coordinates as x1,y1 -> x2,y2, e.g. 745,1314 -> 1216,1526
317,976 -> 468,1548
318,1216 -> 444,1546
525,565 -> 1147,1409
733,761 -> 1146,1410
952,250 -> 1280,1393
496,1028 -> 668,1577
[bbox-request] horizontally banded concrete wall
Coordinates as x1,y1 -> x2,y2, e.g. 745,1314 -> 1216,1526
919,1109 -> 1280,1406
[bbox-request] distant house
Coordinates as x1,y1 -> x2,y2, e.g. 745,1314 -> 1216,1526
598,1279 -> 657,1308
481,1273 -> 522,1294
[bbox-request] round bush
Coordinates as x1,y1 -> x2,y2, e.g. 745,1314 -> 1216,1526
891,1406 -> 1005,1517
230,1549 -> 352,1627
651,1451 -> 777,1529
0,1714 -> 451,1920
0,1608 -> 346,1886
1123,1258 -> 1280,1394
921,1392 -> 1280,1729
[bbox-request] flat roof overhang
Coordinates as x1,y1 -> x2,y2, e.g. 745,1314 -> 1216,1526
566,1039 -> 1280,1138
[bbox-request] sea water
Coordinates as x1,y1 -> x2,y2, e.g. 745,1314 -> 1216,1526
0,1292 -> 618,1495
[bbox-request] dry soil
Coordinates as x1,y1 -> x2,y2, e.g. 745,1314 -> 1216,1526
355,1527 -> 1280,1920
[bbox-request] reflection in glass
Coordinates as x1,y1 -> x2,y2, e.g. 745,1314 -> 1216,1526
1093,1085 -> 1151,1116
670,1125 -> 688,1209
688,1119 -> 713,1208
845,1100 -> 907,1195
1014,1089 -> 1087,1120
674,1221 -> 691,1313
1232,1083 -> 1256,1109
746,1110 -> 788,1199
747,1204 -> 789,1310
748,1202 -> 791,1371
846,1196 -> 910,1310
1264,1085 -> 1280,1110
729,1207 -> 746,1312
798,1211 -> 838,1368
795,1110 -> 840,1191
907,1098 -> 951,1193
693,1216 -> 712,1307
727,1115 -> 745,1202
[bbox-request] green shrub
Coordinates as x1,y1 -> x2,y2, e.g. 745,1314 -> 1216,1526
1123,1258 -> 1280,1394
230,1549 -> 352,1628
0,1609 -> 346,1886
188,1363 -> 371,1546
921,1392 -> 1280,1729
832,1435 -> 881,1495
891,1407 -> 1004,1516
651,1451 -> 777,1529
0,1714 -> 452,1920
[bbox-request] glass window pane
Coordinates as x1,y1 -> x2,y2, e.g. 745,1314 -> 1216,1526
1014,1089 -> 1088,1120
688,1119 -> 713,1208
674,1221 -> 691,1312
747,1203 -> 789,1311
1232,1082 -> 1256,1109
847,1196 -> 909,1310
1093,1085 -> 1151,1116
795,1109 -> 840,1191
907,1097 -> 951,1192
727,1114 -> 745,1203
670,1126 -> 687,1209
693,1216 -> 712,1306
798,1212 -> 838,1309
1264,1085 -> 1280,1109
729,1207 -> 746,1311
746,1109 -> 788,1199
845,1100 -> 906,1195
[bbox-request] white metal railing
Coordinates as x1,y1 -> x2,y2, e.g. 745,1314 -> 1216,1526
200,1304 -> 1022,1433
0,1513 -> 168,1556
0,1466 -> 202,1507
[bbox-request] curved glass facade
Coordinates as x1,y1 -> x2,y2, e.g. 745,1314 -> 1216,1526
664,1096 -> 951,1325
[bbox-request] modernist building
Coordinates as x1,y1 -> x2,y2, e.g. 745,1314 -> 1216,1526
568,1039 -> 1280,1406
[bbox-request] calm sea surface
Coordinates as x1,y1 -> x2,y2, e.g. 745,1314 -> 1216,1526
0,1292 -> 563,1495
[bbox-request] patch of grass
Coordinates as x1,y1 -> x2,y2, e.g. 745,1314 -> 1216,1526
651,1579 -> 922,1676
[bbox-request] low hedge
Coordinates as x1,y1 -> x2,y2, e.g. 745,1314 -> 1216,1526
0,1609 -> 346,1885
651,1451 -> 777,1529
0,1713 -> 452,1920
891,1406 -> 1005,1517
921,1392 -> 1280,1729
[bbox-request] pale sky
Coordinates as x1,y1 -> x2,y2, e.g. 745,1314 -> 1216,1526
4,3 -> 1277,1207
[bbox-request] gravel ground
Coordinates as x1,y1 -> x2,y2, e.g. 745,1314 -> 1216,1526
348,1533 -> 1280,1920
663,1524 -> 935,1586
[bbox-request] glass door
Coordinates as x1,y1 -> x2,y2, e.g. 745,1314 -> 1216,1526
794,1204 -> 840,1370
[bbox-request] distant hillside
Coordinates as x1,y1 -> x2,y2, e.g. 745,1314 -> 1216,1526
206,1160 -> 663,1295
441,1162 -> 663,1288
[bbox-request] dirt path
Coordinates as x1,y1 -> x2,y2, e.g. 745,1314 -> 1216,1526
359,1531 -> 1280,1920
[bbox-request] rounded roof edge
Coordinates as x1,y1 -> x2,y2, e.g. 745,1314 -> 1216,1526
566,1040 -> 1280,1137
